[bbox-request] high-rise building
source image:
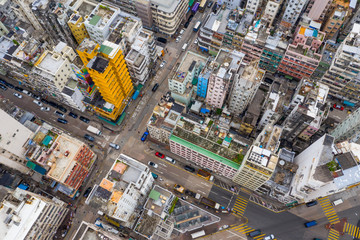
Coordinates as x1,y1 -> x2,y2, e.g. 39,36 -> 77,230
246,0 -> 263,14
278,24 -> 324,80
263,0 -> 282,26
0,187 -> 69,240
12,0 -> 44,32
281,0 -> 309,29
320,24 -> 360,103
233,124 -> 282,191
134,0 -> 153,29
331,107 -> 360,143
304,0 -> 331,21
259,33 -> 288,73
77,38 -> 134,121
321,0 -> 349,40
227,61 -> 264,115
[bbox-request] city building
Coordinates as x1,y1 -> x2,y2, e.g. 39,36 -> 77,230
321,0 -> 349,40
147,101 -> 183,144
85,154 -> 154,227
168,51 -> 207,106
67,0 -> 97,44
134,0 -> 153,29
262,0 -> 282,26
278,24 -> 325,80
0,109 -> 33,174
206,49 -> 243,109
258,88 -> 281,129
170,114 -> 250,179
246,0 -> 262,14
304,0 -> 331,22
84,3 -> 120,44
320,23 -> 360,103
150,0 -> 187,36
227,61 -> 264,115
115,0 -> 138,16
197,70 -> 211,99
0,186 -> 69,240
77,38 -> 134,121
311,40 -> 337,81
11,0 -> 44,32
233,124 -> 282,191
331,107 -> 360,143
259,32 -> 288,73
281,78 -> 329,142
281,0 -> 309,30
72,221 -> 126,240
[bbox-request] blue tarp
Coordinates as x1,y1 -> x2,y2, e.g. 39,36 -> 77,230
200,108 -> 210,114
18,184 -> 29,190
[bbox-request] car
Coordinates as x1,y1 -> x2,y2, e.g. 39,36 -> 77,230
41,98 -> 49,104
155,152 -> 165,159
207,0 -> 213,7
184,21 -> 189,28
160,60 -> 167,68
176,36 -> 181,42
165,156 -> 176,164
306,200 -> 318,207
13,92 -> 22,99
69,112 -> 78,118
148,161 -> 158,168
48,101 -> 58,108
84,134 -> 95,142
57,105 -> 67,113
219,225 -> 229,231
333,104 -> 344,111
188,15 -> 194,22
54,111 -> 65,118
194,38 -> 198,44
57,118 -> 68,124
32,94 -> 41,100
61,230 -> 68,238
247,229 -> 261,237
264,234 -> 275,240
40,107 -> 50,112
152,83 -> 159,92
180,29 -> 185,35
151,172 -> 158,179
22,90 -> 32,96
33,100 -> 43,107
0,84 -> 7,91
184,165 -> 195,173
0,79 -> 6,85
141,131 -> 149,141
304,220 -> 317,228
109,143 -> 120,150
5,82 -> 14,89
79,116 -> 90,123
83,187 -> 92,197
14,87 -> 23,92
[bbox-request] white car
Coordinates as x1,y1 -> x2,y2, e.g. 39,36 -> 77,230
40,107 -> 50,111
194,38 -> 198,44
148,161 -> 158,168
160,60 -> 166,68
13,92 -> 22,99
176,36 -> 181,42
180,29 -> 185,35
33,100 -> 43,107
264,234 -> 275,240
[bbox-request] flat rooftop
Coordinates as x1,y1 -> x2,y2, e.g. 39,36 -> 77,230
76,0 -> 96,17
173,51 -> 207,83
204,9 -> 231,34
87,4 -> 116,27
77,38 -> 98,53
37,51 -> 66,74
151,0 -> 182,13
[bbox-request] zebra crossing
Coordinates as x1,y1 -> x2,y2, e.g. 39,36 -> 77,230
318,197 -> 340,224
232,195 -> 248,217
231,224 -> 266,239
327,228 -> 340,240
343,222 -> 360,238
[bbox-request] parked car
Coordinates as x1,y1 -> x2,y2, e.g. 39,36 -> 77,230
54,111 -> 65,118
264,234 -> 275,240
14,87 -> 23,92
333,104 -> 344,111
79,116 -> 90,123
184,165 -> 195,173
207,0 -> 213,7
32,94 -> 41,100
33,100 -> 43,107
152,83 -> 159,92
83,187 -> 92,197
69,112 -> 78,118
109,143 -> 120,150
151,172 -> 158,179
61,230 -> 68,238
0,79 -> 6,85
180,29 -> 185,35
194,38 -> 198,44
0,84 -> 7,91
40,107 -> 50,112
22,90 -> 32,96
41,98 -> 49,104
155,152 -> 165,159
188,15 -> 194,22
165,156 -> 176,164
48,101 -> 58,108
176,36 -> 181,43
184,21 -> 189,28
5,82 -> 14,89
57,118 -> 68,124
148,161 -> 158,168
13,92 -> 22,99
84,134 -> 95,142
141,131 -> 149,141
160,60 -> 167,68
57,105 -> 67,113
306,200 -> 318,207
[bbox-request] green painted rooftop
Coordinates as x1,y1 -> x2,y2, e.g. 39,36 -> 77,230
89,15 -> 101,26
99,45 -> 113,55
170,135 -> 240,169
149,189 -> 160,200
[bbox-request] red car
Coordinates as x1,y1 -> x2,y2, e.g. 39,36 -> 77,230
155,152 -> 165,158
333,104 -> 344,111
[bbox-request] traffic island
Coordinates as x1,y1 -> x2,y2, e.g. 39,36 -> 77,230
325,218 -> 346,235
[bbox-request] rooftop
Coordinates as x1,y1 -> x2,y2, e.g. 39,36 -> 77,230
86,4 -> 117,28
254,124 -> 282,153
151,0 -> 184,14
288,44 -> 321,60
36,51 -> 66,74
77,38 -> 98,53
172,51 -> 208,83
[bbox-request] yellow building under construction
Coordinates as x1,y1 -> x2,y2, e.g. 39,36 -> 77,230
77,38 -> 134,121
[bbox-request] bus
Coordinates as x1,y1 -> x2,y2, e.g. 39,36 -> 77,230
191,230 -> 206,239
193,21 -> 201,32
199,0 -> 207,12
192,2 -> 200,13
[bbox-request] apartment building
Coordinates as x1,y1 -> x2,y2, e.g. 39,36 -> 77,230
311,40 -> 337,81
197,70 -> 211,98
246,0 -> 262,14
0,187 -> 69,240
278,25 -> 324,80
227,61 -> 264,115
86,154 -> 154,227
170,115 -> 248,179
263,0 -> 282,26
321,24 -> 360,103
259,33 -> 287,73
77,39 -> 134,121
169,51 -> 207,105
322,0 -> 349,40
150,0 -> 187,36
331,107 -> 360,143
258,91 -> 281,129
233,124 -> 282,191
281,0 -> 309,29
206,49 -> 243,109
304,0 -> 331,22
12,0 -> 44,31
134,0 -> 153,29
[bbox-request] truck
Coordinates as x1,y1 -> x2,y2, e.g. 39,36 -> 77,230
174,184 -> 185,193
197,169 -> 210,180
132,90 -> 140,100
87,126 -> 102,136
200,197 -> 220,209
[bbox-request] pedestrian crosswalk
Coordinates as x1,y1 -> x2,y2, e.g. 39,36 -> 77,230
318,197 -> 340,224
231,224 -> 266,239
327,228 -> 340,240
343,222 -> 360,238
232,195 -> 248,217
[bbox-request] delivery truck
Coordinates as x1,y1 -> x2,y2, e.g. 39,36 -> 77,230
200,197 -> 220,209
87,126 -> 102,136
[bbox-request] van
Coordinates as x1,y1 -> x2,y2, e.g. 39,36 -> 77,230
182,43 -> 188,51
209,175 -> 214,182
165,156 -> 176,164
332,199 -> 343,206
247,229 -> 261,237
304,220 -> 317,228
152,83 -> 159,92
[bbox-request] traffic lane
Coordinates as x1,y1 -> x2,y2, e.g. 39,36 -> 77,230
208,184 -> 234,208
